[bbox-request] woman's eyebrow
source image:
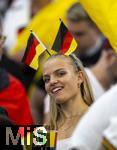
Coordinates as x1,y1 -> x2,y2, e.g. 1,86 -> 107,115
43,68 -> 66,77
54,68 -> 65,72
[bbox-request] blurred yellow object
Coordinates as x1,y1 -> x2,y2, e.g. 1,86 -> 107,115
10,0 -> 77,56
80,0 -> 117,53
34,49 -> 56,81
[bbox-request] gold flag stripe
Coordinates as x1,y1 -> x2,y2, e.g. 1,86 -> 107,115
30,44 -> 46,69
65,38 -> 77,55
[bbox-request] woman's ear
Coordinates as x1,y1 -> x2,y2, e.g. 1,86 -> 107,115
106,50 -> 117,66
77,71 -> 84,84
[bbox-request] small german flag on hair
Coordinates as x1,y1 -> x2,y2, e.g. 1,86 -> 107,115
22,32 -> 47,70
52,20 -> 77,55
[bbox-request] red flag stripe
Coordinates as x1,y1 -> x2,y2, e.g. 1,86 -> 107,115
25,38 -> 39,65
60,31 -> 73,54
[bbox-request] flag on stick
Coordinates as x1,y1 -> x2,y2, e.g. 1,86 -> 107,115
52,20 -> 77,55
22,31 -> 47,70
11,0 -> 77,56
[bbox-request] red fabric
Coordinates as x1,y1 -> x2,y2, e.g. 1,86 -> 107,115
0,74 -> 34,125
25,36 -> 39,65
60,31 -> 73,54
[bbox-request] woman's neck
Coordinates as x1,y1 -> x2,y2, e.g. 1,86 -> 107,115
57,93 -> 88,140
60,93 -> 88,118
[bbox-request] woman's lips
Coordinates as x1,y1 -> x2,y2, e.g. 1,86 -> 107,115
51,86 -> 63,94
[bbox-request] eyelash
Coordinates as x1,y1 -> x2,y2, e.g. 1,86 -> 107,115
57,71 -> 66,77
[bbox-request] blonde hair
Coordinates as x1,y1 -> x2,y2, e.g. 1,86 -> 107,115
45,54 -> 94,129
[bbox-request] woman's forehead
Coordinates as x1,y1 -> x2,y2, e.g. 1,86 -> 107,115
45,56 -> 72,66
43,56 -> 73,74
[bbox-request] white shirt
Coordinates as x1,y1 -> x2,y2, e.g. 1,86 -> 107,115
69,84 -> 117,150
3,0 -> 31,51
103,117 -> 117,148
85,68 -> 105,100
57,138 -> 71,150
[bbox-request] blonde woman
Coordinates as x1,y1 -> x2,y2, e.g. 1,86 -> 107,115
42,54 -> 94,149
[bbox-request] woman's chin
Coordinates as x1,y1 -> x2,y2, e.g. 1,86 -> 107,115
55,97 -> 66,104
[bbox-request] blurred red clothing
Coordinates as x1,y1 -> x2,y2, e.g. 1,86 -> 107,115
0,73 -> 34,125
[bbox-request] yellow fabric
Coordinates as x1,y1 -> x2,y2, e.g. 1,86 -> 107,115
11,0 -> 77,56
29,43 -> 46,70
80,0 -> 117,53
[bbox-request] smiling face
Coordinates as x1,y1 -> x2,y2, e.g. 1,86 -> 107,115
43,55 -> 83,104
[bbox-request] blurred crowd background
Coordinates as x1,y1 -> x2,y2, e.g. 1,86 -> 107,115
0,0 -> 117,149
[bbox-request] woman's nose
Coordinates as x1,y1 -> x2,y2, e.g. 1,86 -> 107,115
49,76 -> 58,85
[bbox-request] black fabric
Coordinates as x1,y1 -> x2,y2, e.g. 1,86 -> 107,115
74,38 -> 106,67
0,68 -> 9,91
77,47 -> 102,67
34,77 -> 46,92
22,64 -> 36,89
0,54 -> 36,90
0,54 -> 26,85
52,21 -> 68,52
74,37 -> 107,67
22,33 -> 34,62
0,107 -> 8,116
